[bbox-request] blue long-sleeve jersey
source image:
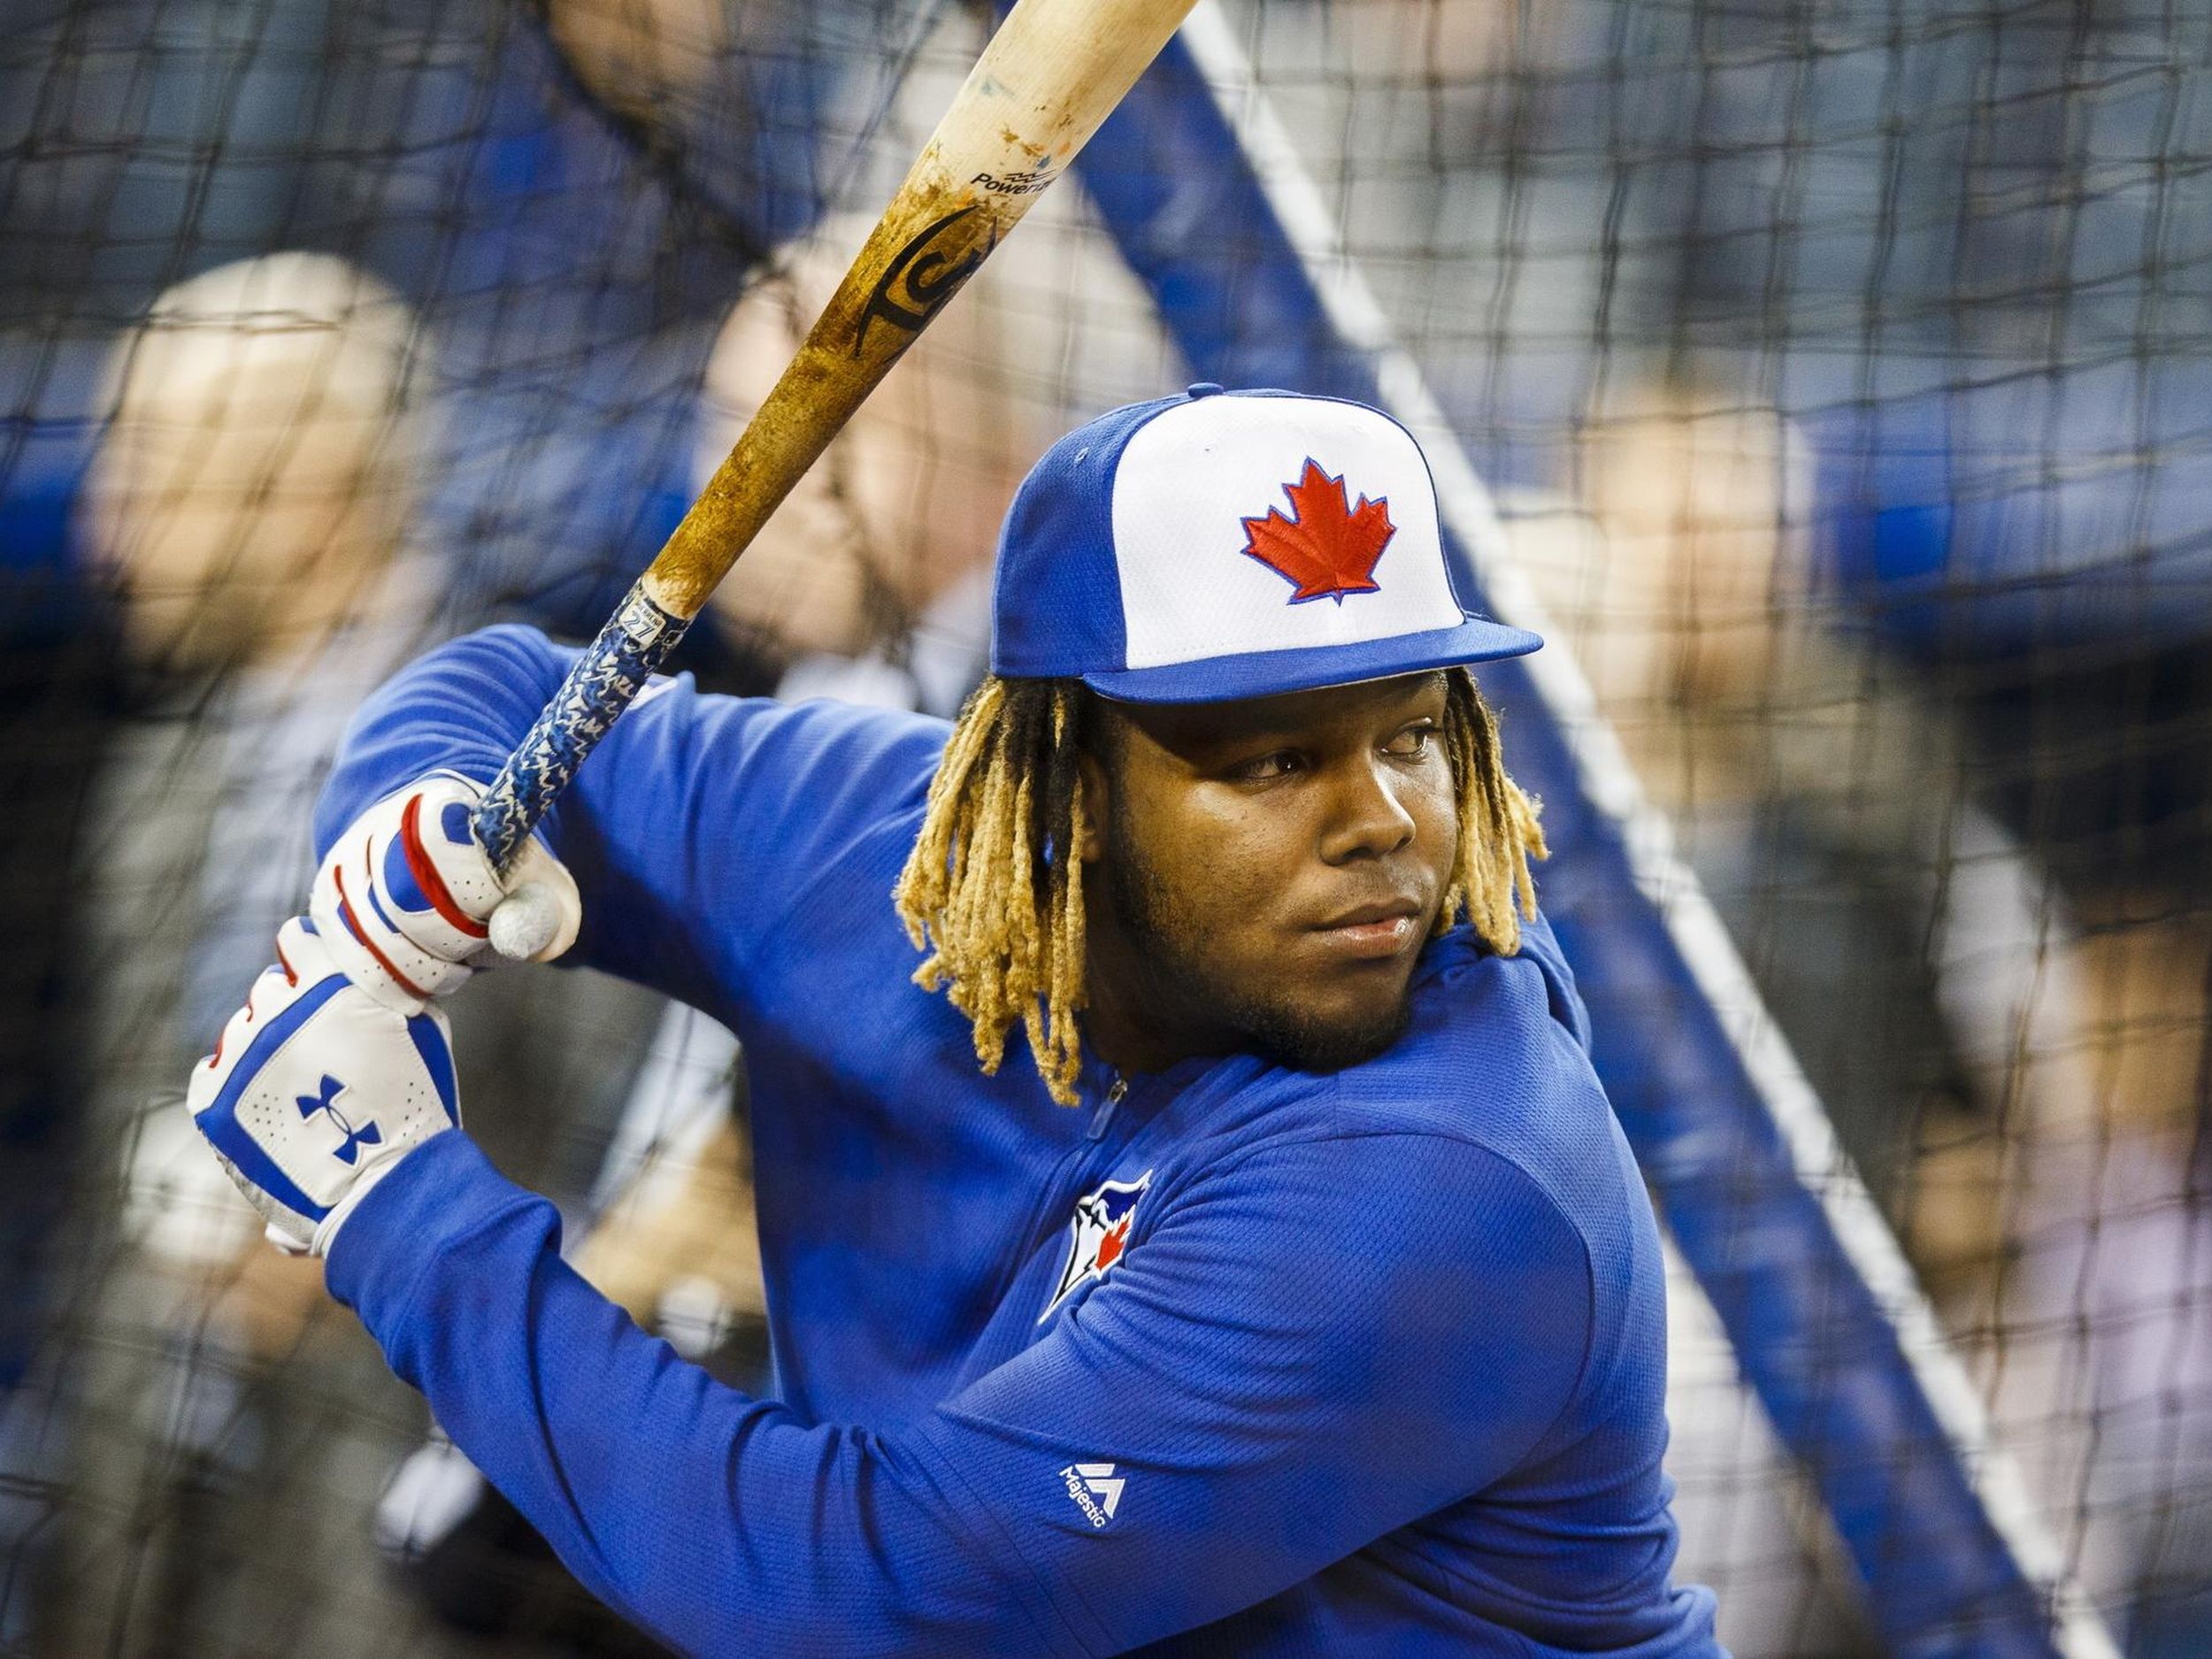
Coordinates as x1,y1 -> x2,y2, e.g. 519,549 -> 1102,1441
315,626 -> 1722,1657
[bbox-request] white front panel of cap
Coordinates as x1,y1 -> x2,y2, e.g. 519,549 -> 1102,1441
1110,396 -> 1462,670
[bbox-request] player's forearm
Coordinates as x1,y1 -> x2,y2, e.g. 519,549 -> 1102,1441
326,1133 -> 1071,1658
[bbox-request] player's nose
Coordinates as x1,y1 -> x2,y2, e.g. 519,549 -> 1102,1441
1316,754 -> 1417,864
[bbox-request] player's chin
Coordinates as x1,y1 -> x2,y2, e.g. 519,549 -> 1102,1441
1245,967 -> 1418,1074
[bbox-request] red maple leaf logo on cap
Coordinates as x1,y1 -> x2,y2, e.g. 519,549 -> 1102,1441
1240,459 -> 1395,604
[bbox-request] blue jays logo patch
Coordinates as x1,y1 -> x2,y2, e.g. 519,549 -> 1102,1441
1041,1170 -> 1152,1322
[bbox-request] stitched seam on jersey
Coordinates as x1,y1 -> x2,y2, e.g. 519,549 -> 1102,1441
1189,1123 -> 1602,1460
906,1417 -> 1110,1658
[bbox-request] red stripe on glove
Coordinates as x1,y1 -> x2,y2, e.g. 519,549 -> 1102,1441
334,861 -> 432,1002
401,793 -> 489,941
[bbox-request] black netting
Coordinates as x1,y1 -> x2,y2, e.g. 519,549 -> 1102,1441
4,1 -> 2209,1652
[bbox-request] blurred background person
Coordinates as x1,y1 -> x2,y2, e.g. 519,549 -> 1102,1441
1507,383 -> 2212,1654
48,250 -> 460,1657
55,248 -> 666,1657
1570,0 -> 2212,1629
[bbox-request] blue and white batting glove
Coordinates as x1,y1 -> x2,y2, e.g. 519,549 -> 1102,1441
187,917 -> 463,1256
309,772 -> 581,1010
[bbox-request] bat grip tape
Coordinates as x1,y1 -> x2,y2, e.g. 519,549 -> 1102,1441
472,584 -> 691,876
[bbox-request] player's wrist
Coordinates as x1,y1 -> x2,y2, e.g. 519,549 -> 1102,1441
319,1131 -> 547,1335
310,1126 -> 450,1256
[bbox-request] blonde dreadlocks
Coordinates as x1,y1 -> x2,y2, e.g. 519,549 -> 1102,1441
894,670 -> 1546,1107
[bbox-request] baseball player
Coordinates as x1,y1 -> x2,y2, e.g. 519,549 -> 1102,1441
185,387 -> 1722,1655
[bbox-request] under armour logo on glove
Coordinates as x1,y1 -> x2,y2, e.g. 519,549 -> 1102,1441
296,1074 -> 382,1165
188,917 -> 462,1256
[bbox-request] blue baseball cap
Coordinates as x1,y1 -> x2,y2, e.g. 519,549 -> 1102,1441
990,385 -> 1541,703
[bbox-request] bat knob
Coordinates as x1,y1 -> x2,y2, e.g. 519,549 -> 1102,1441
488,883 -> 564,963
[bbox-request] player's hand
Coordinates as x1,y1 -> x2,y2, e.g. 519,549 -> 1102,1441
309,771 -> 580,1008
187,917 -> 463,1256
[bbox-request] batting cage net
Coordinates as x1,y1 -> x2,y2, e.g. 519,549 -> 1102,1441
3,0 -> 2208,1653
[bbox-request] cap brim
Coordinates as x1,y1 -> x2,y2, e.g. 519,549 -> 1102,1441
1078,618 -> 1543,705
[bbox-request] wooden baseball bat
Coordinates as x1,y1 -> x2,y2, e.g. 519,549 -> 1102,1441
472,0 -> 1198,949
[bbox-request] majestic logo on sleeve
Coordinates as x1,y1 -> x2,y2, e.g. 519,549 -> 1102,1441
1240,458 -> 1396,604
1060,1463 -> 1125,1527
1041,1171 -> 1153,1322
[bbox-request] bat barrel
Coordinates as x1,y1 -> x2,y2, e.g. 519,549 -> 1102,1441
472,583 -> 691,875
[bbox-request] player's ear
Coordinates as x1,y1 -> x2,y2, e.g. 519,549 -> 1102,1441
1071,686 -> 1112,864
1076,749 -> 1107,864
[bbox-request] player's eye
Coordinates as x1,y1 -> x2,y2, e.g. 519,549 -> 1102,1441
1228,749 -> 1302,782
1382,721 -> 1437,759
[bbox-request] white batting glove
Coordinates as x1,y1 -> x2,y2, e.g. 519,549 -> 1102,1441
309,772 -> 580,1009
187,917 -> 462,1256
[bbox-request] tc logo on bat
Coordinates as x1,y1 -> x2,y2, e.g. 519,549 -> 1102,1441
852,204 -> 995,357
1043,1171 -> 1153,1320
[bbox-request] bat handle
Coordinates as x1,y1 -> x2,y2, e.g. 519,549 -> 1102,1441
472,582 -> 693,876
